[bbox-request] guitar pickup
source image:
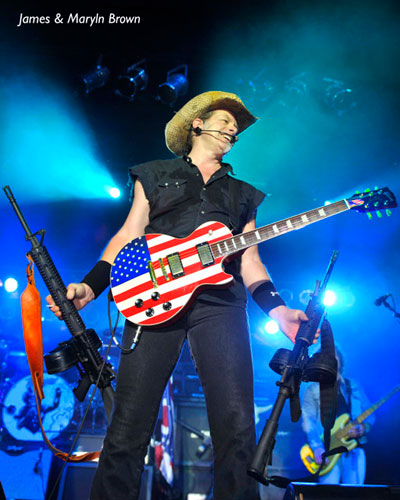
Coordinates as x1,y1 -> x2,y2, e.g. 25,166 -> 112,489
196,242 -> 214,267
166,252 -> 185,279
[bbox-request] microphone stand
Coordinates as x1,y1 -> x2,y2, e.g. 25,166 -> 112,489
248,251 -> 339,486
175,419 -> 212,458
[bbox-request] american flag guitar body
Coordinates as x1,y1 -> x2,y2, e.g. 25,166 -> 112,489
110,187 -> 396,327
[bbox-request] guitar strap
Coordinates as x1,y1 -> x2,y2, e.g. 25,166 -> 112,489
318,319 -> 338,454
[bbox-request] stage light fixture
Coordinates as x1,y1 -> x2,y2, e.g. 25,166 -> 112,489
281,72 -> 310,109
158,64 -> 188,105
4,278 -> 18,293
264,320 -> 279,335
236,70 -> 277,106
115,59 -> 148,101
81,64 -> 110,95
323,77 -> 356,115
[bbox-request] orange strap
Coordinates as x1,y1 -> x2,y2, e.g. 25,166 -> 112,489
20,254 -> 101,462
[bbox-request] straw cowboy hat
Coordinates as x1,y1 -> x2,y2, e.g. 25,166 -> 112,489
165,90 -> 258,156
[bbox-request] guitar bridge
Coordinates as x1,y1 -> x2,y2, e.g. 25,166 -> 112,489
159,258 -> 170,281
147,261 -> 158,288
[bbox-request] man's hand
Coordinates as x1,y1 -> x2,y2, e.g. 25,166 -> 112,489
268,305 -> 309,343
46,283 -> 95,320
313,446 -> 325,465
347,423 -> 366,438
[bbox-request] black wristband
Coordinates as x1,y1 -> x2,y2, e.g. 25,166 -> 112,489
251,281 -> 286,315
81,260 -> 112,299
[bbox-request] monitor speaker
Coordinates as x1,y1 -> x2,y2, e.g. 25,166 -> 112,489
55,462 -> 153,500
283,482 -> 400,500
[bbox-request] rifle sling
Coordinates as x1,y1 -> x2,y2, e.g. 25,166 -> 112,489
21,255 -> 101,462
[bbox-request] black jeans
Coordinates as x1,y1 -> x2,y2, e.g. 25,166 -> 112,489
90,300 -> 259,500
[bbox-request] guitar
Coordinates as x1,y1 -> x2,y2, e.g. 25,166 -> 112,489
110,187 -> 397,327
300,385 -> 400,476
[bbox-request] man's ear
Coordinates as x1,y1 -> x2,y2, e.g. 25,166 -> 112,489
192,117 -> 203,130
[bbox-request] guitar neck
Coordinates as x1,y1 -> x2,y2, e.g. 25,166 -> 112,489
356,386 -> 400,424
210,199 -> 351,257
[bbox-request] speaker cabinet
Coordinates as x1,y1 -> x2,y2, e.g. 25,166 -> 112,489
174,397 -> 213,497
55,462 -> 153,500
283,482 -> 400,500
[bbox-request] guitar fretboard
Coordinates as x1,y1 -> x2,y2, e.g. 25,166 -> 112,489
356,386 -> 400,424
210,199 -> 350,258
335,385 -> 400,440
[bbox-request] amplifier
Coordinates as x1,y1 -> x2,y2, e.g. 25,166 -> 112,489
284,482 -> 400,500
55,462 -> 153,500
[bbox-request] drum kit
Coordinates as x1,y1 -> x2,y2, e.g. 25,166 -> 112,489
0,340 -> 119,447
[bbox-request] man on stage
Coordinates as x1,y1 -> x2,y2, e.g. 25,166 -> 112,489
48,91 -> 309,499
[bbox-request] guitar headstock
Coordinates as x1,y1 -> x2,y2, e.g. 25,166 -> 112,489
347,187 -> 397,218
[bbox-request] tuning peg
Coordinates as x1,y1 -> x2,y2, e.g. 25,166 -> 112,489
364,188 -> 371,193
355,190 -> 360,194
386,209 -> 392,217
367,212 -> 372,220
376,210 -> 382,218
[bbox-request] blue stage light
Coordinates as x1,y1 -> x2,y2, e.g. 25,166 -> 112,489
323,290 -> 337,307
82,65 -> 110,95
158,64 -> 188,105
115,59 -> 148,102
4,278 -> 18,293
108,187 -> 121,199
1,74 -> 118,202
264,319 -> 280,335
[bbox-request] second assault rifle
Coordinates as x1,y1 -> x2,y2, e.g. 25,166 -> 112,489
248,250 -> 339,486
3,185 -> 115,419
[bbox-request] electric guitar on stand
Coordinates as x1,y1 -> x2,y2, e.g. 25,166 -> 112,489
300,384 -> 400,475
110,187 -> 397,327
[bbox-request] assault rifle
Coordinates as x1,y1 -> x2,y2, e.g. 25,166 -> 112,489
248,251 -> 339,486
3,185 -> 114,419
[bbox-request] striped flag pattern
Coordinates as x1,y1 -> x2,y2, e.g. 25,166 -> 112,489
154,380 -> 175,485
110,221 -> 234,326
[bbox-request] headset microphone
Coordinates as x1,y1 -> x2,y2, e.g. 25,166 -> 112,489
191,126 -> 238,144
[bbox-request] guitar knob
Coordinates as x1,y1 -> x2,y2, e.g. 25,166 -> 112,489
163,302 -> 172,311
135,299 -> 143,308
145,308 -> 154,317
151,292 -> 160,301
